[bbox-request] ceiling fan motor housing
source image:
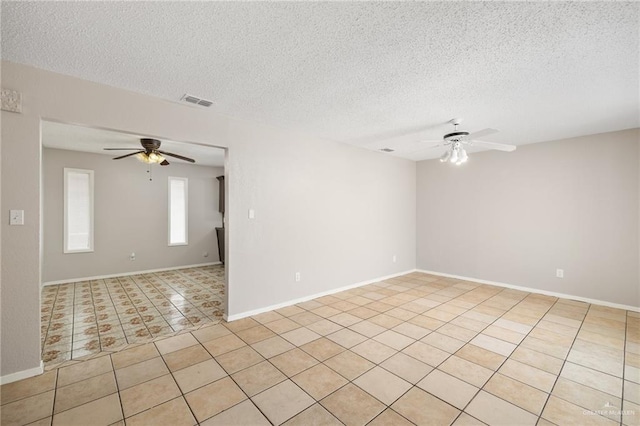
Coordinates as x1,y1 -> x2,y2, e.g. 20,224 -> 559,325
443,131 -> 469,142
140,138 -> 161,152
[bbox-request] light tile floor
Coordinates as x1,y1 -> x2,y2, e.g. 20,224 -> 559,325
3,271 -> 639,425
40,265 -> 225,367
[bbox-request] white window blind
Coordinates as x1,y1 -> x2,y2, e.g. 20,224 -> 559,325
169,177 -> 188,246
64,168 -> 94,253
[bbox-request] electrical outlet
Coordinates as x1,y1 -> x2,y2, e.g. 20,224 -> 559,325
556,269 -> 564,278
295,272 -> 301,282
392,255 -> 397,263
130,252 -> 136,261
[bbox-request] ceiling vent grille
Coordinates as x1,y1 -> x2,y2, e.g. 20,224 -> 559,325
180,94 -> 214,108
380,148 -> 395,152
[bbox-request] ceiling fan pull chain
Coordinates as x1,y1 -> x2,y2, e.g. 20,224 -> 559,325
148,163 -> 153,181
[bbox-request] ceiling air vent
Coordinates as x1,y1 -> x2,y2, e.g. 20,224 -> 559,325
180,94 -> 214,108
380,148 -> 395,152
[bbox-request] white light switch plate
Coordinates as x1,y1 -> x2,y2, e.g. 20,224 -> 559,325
10,209 -> 24,225
248,209 -> 255,219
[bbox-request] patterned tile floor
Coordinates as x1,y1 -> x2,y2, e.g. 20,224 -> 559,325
40,265 -> 225,367
3,271 -> 639,425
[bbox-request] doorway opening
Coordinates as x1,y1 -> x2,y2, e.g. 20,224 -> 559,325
39,120 -> 227,367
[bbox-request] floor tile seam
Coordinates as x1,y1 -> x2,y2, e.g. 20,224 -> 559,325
313,380 -> 381,422
395,306 -> 483,369
569,338 -> 627,362
195,351 -> 284,425
364,406 -> 417,426
123,284 -> 178,342
129,279 -> 171,313
107,276 -> 154,342
435,291 -> 560,421
259,314 -> 466,425
536,301 -> 622,425
49,357 -> 117,423
156,282 -> 207,320
112,354 -> 171,387
41,286 -> 61,351
374,355 -> 432,386
2,397 -> 54,426
479,378 -> 549,419
152,271 -> 205,302
548,380 -> 627,423
620,311 -> 630,426
251,341 -> 389,412
51,386 -> 120,418
312,279 -> 486,348
173,268 -> 224,297
69,281 -> 100,358
47,319 -> 221,370
98,277 -> 131,353
0,369 -> 59,412
136,344 -> 204,426
142,272 -> 199,314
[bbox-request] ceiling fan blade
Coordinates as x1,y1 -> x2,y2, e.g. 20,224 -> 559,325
112,150 -> 144,160
158,150 -> 195,163
160,160 -> 170,166
466,128 -> 498,140
103,148 -> 141,151
469,140 -> 517,152
420,143 -> 447,150
404,143 -> 447,155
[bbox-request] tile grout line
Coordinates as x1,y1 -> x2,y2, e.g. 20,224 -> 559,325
108,350 -> 127,423
101,277 -> 129,352
152,341 -> 210,426
620,311 -> 629,426
25,271 -> 634,426
152,270 -> 213,326
549,307 -> 630,425
242,279 -> 491,425
43,266 -> 226,366
450,293 -> 562,425
535,301 -> 591,425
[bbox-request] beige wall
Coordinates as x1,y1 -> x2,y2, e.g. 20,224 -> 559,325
1,61 -> 417,377
43,148 -> 223,282
416,128 -> 639,307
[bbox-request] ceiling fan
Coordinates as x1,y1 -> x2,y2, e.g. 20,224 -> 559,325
420,119 -> 516,165
104,138 -> 196,166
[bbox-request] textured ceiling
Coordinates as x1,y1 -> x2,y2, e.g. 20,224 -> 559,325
2,2 -> 639,161
42,121 -> 225,167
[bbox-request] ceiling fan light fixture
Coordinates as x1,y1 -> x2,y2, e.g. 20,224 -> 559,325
450,147 -> 459,164
137,152 -> 165,164
457,147 -> 468,164
148,152 -> 165,163
439,150 -> 452,163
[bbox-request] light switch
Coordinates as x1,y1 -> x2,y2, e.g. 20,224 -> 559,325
248,209 -> 255,219
10,210 -> 24,225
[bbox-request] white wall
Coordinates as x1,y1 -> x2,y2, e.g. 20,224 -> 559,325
43,148 -> 223,282
226,121 -> 416,315
416,128 -> 639,308
0,61 -> 416,378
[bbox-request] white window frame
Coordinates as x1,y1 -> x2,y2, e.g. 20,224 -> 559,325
63,168 -> 95,253
168,176 -> 189,246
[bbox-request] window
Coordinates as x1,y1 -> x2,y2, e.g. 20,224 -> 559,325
168,177 -> 188,246
64,168 -> 94,253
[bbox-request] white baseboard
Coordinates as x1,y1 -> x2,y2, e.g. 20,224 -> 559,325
1,361 -> 44,385
416,269 -> 640,313
226,269 -> 416,322
42,262 -> 222,286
